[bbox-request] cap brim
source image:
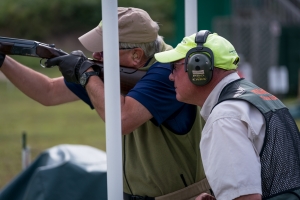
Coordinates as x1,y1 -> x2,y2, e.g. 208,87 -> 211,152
78,26 -> 103,53
154,49 -> 186,63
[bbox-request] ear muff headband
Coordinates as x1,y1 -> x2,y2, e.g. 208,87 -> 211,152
185,30 -> 215,86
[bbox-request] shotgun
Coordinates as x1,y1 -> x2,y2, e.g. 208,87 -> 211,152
0,36 -> 146,95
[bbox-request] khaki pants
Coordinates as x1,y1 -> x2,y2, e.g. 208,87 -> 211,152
155,178 -> 211,200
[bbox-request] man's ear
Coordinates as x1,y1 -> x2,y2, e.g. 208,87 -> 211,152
131,48 -> 144,66
133,53 -> 138,59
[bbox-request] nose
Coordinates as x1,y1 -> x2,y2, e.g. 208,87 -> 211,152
93,52 -> 104,61
169,73 -> 174,81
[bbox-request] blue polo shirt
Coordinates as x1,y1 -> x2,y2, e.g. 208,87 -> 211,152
65,62 -> 196,135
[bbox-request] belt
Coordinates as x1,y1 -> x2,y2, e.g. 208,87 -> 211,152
123,192 -> 155,200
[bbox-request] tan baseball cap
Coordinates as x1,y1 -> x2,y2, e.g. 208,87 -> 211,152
78,7 -> 159,53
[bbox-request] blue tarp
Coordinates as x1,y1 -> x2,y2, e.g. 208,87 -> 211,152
0,144 -> 108,200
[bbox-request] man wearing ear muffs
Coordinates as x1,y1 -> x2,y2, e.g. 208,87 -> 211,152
155,30 -> 300,200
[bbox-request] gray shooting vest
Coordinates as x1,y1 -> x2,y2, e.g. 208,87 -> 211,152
214,79 -> 300,199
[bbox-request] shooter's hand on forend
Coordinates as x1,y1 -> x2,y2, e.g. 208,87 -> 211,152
45,50 -> 96,84
0,53 -> 6,68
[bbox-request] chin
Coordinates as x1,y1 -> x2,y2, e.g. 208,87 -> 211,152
176,94 -> 185,103
177,94 -> 194,105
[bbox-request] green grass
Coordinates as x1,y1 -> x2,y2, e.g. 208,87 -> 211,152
0,56 -> 106,189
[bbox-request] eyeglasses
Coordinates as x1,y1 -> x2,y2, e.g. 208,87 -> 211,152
119,47 -> 137,50
170,62 -> 186,73
96,47 -> 138,57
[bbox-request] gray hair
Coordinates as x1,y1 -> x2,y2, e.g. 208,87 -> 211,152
119,35 -> 164,58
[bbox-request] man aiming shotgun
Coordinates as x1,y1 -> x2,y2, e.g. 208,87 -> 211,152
0,36 -> 146,95
0,7 -> 214,200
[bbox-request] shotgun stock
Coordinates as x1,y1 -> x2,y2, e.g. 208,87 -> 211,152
0,36 -> 146,95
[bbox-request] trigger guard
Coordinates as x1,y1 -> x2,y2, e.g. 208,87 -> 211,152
40,58 -> 52,68
40,59 -> 46,68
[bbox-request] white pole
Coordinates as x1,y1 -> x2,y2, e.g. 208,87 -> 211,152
101,1 -> 123,200
185,0 -> 198,36
21,132 -> 31,170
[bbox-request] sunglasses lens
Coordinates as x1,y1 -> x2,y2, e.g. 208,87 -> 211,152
171,63 -> 175,73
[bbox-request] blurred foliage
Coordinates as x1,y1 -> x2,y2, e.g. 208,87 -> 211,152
0,0 -> 102,40
0,0 -> 176,42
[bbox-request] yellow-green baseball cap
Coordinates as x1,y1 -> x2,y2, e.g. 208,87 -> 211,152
155,32 -> 239,70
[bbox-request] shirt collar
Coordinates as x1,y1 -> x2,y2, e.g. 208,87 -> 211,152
200,72 -> 240,121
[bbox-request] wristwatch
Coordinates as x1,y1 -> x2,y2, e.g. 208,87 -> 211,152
79,71 -> 99,87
